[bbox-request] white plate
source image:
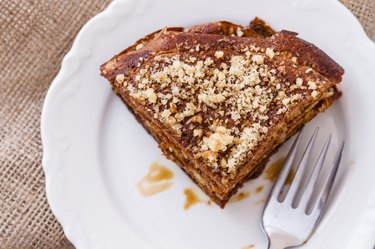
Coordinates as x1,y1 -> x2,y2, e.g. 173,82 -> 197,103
41,0 -> 375,248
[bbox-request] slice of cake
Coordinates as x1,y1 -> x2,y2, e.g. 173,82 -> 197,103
100,18 -> 343,208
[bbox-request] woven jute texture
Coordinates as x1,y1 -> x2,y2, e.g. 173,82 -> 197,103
0,1 -> 374,248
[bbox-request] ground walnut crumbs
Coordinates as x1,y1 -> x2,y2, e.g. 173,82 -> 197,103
117,45 -> 321,175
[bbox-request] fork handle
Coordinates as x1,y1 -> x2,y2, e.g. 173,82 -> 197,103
266,227 -> 303,249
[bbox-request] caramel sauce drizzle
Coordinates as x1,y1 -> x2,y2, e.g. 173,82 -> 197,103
137,162 -> 174,196
183,188 -> 202,210
230,192 -> 251,203
255,185 -> 264,193
263,157 -> 295,184
241,244 -> 255,249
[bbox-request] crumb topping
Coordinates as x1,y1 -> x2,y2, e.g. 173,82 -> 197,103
116,74 -> 125,83
236,28 -> 244,37
202,126 -> 234,153
117,44 -> 325,175
214,50 -> 224,59
311,90 -> 318,98
265,48 -> 275,59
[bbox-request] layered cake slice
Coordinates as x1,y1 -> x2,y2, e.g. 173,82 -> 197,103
100,18 -> 343,207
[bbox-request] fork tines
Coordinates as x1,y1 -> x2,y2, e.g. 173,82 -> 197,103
268,127 -> 344,221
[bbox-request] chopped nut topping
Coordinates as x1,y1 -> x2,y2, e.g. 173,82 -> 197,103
265,48 -> 275,59
307,81 -> 317,90
201,126 -> 234,153
214,51 -> 224,59
116,74 -> 125,83
198,92 -> 226,106
296,77 -> 303,86
124,46 -> 315,175
311,90 -> 318,98
161,109 -> 171,118
229,56 -> 247,76
145,88 -> 157,103
193,129 -> 203,137
191,114 -> 203,123
231,111 -> 241,121
183,103 -> 196,117
225,122 -> 267,173
282,98 -> 290,106
236,28 -> 244,37
252,54 -> 264,65
305,68 -> 313,73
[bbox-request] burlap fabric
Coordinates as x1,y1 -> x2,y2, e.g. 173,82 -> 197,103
0,0 -> 374,248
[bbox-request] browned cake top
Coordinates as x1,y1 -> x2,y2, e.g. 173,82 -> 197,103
106,30 -> 343,176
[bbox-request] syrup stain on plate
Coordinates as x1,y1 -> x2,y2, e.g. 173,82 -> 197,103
255,185 -> 264,193
253,199 -> 266,205
183,188 -> 202,210
137,162 -> 174,196
230,192 -> 251,203
263,157 -> 295,184
241,244 -> 255,249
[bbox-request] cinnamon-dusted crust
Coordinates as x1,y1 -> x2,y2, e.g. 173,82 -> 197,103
100,18 -> 344,208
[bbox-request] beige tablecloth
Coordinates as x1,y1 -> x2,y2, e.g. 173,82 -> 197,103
0,0 -> 374,248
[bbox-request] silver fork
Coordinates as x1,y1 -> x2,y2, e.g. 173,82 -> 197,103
261,128 -> 344,249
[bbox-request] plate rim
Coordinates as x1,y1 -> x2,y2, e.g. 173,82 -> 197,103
41,0 -> 375,248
